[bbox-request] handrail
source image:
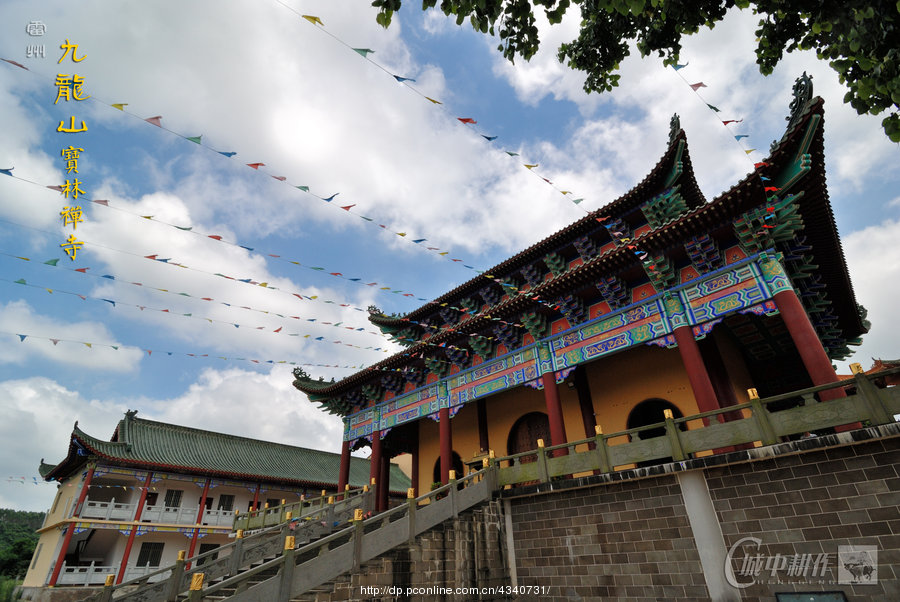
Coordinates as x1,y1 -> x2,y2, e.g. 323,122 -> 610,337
80,490 -> 370,601
232,486 -> 368,532
207,470 -> 493,602
492,371 -> 899,480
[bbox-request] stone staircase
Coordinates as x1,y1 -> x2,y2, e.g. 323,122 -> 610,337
83,490 -> 369,602
193,470 -> 496,602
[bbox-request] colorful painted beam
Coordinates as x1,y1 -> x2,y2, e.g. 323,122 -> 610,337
344,252 -> 788,442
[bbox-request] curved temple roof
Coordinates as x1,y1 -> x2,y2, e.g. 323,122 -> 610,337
295,85 -> 865,418
42,410 -> 410,492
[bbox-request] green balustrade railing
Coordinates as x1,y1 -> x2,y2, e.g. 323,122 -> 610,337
232,486 -> 369,532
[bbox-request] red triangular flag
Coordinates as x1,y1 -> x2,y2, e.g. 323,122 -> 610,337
145,116 -> 162,127
246,163 -> 265,169
457,117 -> 477,124
689,82 -> 707,91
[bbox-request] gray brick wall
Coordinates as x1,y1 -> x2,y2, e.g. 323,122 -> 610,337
510,476 -> 708,601
708,436 -> 900,600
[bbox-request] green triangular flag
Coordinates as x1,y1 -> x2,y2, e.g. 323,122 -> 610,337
14,278 -> 26,284
186,135 -> 202,144
44,258 -> 59,266
706,104 -> 720,112
353,48 -> 374,57
296,185 -> 310,192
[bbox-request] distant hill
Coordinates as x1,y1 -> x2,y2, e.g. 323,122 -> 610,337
0,509 -> 44,579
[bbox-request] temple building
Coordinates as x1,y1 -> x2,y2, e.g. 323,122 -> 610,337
22,411 -> 410,592
293,75 -> 868,513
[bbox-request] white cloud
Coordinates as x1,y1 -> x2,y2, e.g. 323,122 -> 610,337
0,300 -> 143,371
837,219 -> 900,369
0,377 -> 126,511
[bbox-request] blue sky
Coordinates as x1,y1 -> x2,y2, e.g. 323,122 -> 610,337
1,1 -> 898,511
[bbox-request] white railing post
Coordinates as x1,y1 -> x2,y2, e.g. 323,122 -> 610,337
105,499 -> 114,520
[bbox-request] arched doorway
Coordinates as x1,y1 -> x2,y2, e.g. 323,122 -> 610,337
507,412 -> 551,460
432,452 -> 464,486
626,398 -> 685,466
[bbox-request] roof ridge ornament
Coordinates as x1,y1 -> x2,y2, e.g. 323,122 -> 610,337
668,113 -> 681,146
773,72 -> 815,152
787,72 -> 814,128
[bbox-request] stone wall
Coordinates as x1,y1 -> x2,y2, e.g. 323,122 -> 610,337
509,476 -> 708,600
327,500 -> 509,601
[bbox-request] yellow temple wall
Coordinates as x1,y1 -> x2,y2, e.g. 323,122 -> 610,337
22,529 -> 59,587
413,326 -> 754,493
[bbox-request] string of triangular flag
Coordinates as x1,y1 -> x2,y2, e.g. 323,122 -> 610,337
0,58 -> 490,280
1,173 -> 567,351
0,250 -> 384,338
3,165 -> 434,303
286,11 -> 591,213
670,62 -> 754,157
1,330 -> 372,368
670,63 -> 788,236
0,242 -> 529,359
0,211 -> 400,325
1,274 -> 388,352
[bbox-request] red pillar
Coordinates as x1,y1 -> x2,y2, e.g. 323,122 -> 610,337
116,472 -> 153,584
186,478 -> 211,566
378,453 -> 389,512
49,464 -> 96,586
773,288 -> 857,431
337,439 -> 351,501
573,368 -> 597,444
476,399 -> 490,454
673,325 -> 720,416
369,431 -> 382,489
411,429 -> 420,498
439,407 -> 452,484
251,483 -> 260,512
773,289 -> 846,401
541,372 -> 569,456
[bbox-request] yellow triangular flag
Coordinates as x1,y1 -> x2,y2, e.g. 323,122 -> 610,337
524,164 -> 538,169
425,97 -> 442,105
302,15 -> 323,26
112,103 -> 128,110
84,343 -> 92,348
744,149 -> 756,154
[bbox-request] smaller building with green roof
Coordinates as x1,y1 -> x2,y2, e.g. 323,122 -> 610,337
22,410 -> 410,593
